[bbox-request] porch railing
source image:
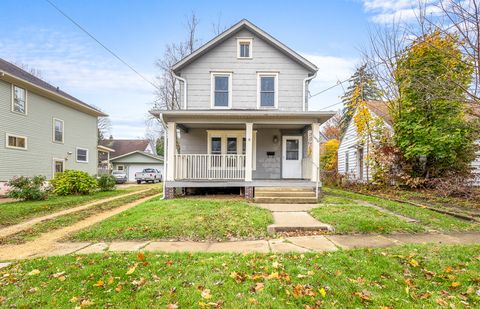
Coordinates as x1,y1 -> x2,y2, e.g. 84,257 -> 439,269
175,154 -> 246,180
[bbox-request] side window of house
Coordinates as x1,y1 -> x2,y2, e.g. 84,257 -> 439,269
76,148 -> 88,163
212,74 -> 231,108
211,137 -> 222,154
53,159 -> 64,175
53,118 -> 64,143
258,74 -> 277,108
12,86 -> 27,114
6,134 -> 27,150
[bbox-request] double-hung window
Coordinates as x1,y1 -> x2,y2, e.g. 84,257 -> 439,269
53,118 -> 64,143
211,72 -> 232,108
12,85 -> 27,114
76,147 -> 88,163
258,73 -> 278,108
237,38 -> 253,59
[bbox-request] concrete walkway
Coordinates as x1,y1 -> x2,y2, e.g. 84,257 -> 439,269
0,188 -> 152,239
3,231 -> 475,260
256,203 -> 334,233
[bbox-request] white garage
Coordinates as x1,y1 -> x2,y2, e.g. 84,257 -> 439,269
110,151 -> 164,183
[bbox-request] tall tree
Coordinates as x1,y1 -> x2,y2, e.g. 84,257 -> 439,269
340,63 -> 381,133
394,31 -> 477,179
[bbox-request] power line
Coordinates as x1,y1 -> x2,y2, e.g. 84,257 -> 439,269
44,0 -> 159,91
319,101 -> 343,111
309,77 -> 352,98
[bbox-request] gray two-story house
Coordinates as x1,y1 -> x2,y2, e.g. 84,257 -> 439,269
0,58 -> 105,194
152,20 -> 335,201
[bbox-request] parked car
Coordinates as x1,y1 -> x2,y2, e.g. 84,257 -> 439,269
112,170 -> 127,184
135,168 -> 162,184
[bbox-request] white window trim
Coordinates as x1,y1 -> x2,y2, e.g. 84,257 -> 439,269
76,147 -> 89,163
116,165 -> 125,171
207,130 -> 257,170
5,133 -> 27,150
52,118 -> 64,144
11,85 -> 28,115
210,72 -> 233,109
257,72 -> 279,109
52,158 -> 65,178
237,37 -> 253,59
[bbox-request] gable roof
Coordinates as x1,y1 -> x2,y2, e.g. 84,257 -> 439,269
365,101 -> 393,126
99,139 -> 151,158
109,150 -> 163,163
172,19 -> 318,73
0,58 -> 106,117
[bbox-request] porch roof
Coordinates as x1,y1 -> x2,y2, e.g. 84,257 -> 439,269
153,110 -> 335,125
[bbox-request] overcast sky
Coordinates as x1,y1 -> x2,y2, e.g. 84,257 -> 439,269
1,0 -> 428,138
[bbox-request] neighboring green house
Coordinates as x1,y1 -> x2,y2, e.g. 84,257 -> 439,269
0,58 -> 105,194
99,139 -> 164,182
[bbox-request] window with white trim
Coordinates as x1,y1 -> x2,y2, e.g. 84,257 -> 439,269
211,72 -> 232,108
12,85 -> 26,114
207,130 -> 257,170
257,73 -> 278,108
6,134 -> 27,150
76,148 -> 88,163
117,165 -> 124,171
53,118 -> 64,143
237,38 -> 253,58
345,151 -> 349,173
53,159 -> 64,175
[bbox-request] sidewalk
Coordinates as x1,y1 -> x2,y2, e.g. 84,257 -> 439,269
3,231 -> 477,260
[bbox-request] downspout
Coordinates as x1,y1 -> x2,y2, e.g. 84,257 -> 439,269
159,112 -> 167,200
172,71 -> 187,110
302,72 -> 317,111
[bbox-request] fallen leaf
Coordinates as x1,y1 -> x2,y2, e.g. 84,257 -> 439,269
272,261 -> 279,269
94,279 -> 104,287
253,282 -> 264,293
353,290 -> 372,301
409,259 -> 419,267
137,252 -> 146,261
132,277 -> 146,287
108,276 -> 114,285
166,304 -> 178,309
435,298 -> 448,307
126,264 -> 137,275
201,288 -> 212,299
319,287 -> 326,298
445,266 -> 453,273
70,296 -> 79,303
451,282 -> 461,288
28,269 -> 40,276
166,260 -> 173,267
80,299 -> 94,308
230,271 -> 246,283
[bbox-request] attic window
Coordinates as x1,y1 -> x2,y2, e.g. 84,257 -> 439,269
237,38 -> 253,59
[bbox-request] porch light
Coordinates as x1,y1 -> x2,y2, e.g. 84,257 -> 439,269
273,135 -> 279,144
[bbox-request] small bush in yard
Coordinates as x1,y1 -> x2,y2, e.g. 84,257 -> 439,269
50,170 -> 97,195
97,175 -> 116,191
7,176 -> 49,201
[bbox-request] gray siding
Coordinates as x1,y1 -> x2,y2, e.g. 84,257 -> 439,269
0,80 -> 98,181
111,152 -> 163,164
179,29 -> 311,111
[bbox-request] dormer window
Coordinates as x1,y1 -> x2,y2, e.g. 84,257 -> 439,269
237,38 -> 253,59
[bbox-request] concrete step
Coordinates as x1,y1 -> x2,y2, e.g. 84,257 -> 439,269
255,187 -> 314,193
267,212 -> 334,233
254,197 -> 318,204
255,191 -> 317,197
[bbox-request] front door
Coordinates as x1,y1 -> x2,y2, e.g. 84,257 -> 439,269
282,136 -> 302,178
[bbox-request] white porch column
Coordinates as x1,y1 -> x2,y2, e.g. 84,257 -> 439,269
166,122 -> 176,181
245,122 -> 253,182
311,122 -> 320,182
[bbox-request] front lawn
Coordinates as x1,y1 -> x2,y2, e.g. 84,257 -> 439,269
310,204 -> 424,234
324,187 -> 480,232
69,198 -> 273,241
0,186 -> 146,227
1,244 -> 479,307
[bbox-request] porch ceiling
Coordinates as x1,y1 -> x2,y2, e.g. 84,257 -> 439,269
153,110 -> 335,125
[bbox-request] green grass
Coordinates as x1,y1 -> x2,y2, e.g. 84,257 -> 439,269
1,244 -> 479,308
69,199 -> 273,242
0,188 -> 161,245
324,187 -> 480,232
0,186 -> 146,227
311,205 -> 424,234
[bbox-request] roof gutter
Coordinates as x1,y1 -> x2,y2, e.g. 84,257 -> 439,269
303,72 -> 317,111
172,71 -> 187,109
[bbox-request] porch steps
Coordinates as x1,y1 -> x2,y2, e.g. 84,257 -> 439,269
254,187 -> 317,204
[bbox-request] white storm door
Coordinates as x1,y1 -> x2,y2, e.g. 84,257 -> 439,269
282,136 -> 302,179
